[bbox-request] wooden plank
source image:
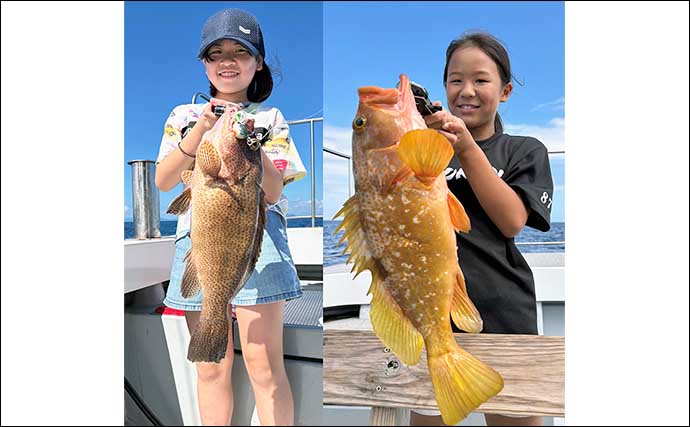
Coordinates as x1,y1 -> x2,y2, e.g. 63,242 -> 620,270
369,407 -> 395,426
323,329 -> 564,417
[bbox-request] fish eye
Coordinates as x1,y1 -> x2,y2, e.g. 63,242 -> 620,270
352,116 -> 367,130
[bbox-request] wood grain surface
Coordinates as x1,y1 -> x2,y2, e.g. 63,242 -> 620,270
323,329 -> 564,417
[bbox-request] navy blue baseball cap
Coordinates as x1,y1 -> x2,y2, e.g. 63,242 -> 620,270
198,9 -> 265,60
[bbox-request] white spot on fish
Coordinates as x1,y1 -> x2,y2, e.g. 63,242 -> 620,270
401,193 -> 411,205
405,288 -> 410,299
420,256 -> 426,263
413,217 -> 420,224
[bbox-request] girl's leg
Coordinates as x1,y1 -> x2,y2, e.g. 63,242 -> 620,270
235,301 -> 294,426
185,308 -> 235,426
485,414 -> 543,426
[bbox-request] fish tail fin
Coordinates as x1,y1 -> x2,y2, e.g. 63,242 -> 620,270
187,317 -> 230,363
427,343 -> 504,425
397,129 -> 454,186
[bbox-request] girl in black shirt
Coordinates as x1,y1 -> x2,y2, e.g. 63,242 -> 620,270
411,32 -> 554,427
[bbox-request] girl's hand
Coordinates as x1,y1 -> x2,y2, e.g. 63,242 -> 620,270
197,98 -> 227,132
423,101 -> 476,156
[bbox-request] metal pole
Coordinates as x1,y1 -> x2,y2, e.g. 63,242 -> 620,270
310,119 -> 316,227
127,160 -> 161,239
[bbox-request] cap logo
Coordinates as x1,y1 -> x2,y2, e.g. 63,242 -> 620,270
239,25 -> 251,35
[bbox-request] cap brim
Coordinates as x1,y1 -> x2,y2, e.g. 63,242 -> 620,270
198,37 -> 260,59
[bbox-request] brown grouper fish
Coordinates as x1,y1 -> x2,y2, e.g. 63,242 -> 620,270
335,74 -> 504,424
167,105 -> 265,363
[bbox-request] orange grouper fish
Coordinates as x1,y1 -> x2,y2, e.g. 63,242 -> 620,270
167,105 -> 265,363
334,74 -> 504,424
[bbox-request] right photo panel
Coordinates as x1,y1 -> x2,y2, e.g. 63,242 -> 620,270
322,2 -> 565,426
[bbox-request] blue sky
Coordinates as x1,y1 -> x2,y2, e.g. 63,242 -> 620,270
124,2 -> 323,221
323,1 -> 565,223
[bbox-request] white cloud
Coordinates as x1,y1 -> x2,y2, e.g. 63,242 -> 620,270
530,97 -> 565,113
323,125 -> 352,156
504,117 -> 565,153
323,125 -> 355,218
286,199 -> 324,217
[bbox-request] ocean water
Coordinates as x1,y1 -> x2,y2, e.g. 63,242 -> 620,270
125,218 -> 564,268
323,220 -> 564,267
124,217 -> 323,240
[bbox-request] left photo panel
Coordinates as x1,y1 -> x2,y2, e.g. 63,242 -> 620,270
124,2 -> 323,426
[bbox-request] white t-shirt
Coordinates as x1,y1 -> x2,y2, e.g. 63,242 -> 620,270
156,102 -> 307,237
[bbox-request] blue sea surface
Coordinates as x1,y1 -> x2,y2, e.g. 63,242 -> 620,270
125,218 -> 563,268
124,217 -> 323,240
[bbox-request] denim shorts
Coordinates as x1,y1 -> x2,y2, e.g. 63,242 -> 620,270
164,209 -> 303,310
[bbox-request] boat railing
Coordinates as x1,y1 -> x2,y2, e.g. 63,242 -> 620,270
287,118 -> 323,227
323,148 -> 565,249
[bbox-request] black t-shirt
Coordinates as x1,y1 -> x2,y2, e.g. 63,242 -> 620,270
446,132 -> 554,334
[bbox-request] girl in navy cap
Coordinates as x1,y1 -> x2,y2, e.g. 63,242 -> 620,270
155,8 -> 307,426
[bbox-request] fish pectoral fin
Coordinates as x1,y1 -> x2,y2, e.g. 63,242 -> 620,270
450,270 -> 483,333
181,169 -> 193,186
447,191 -> 471,233
370,275 -> 424,366
180,250 -> 201,298
381,166 -> 414,196
197,140 -> 221,178
167,187 -> 192,215
397,129 -> 454,187
427,343 -> 504,425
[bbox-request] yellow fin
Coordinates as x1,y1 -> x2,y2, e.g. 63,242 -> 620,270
370,275 -> 424,366
397,129 -> 454,186
335,194 -> 423,365
196,140 -> 221,177
447,191 -> 471,233
450,271 -> 483,333
428,344 -> 504,425
334,195 -> 372,277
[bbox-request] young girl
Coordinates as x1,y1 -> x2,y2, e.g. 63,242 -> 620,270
410,32 -> 554,427
154,9 -> 306,426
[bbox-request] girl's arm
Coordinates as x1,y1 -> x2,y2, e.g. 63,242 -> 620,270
428,111 -> 528,238
261,148 -> 284,204
155,101 -> 224,192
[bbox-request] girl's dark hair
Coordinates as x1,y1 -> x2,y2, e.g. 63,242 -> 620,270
443,32 -> 516,134
207,58 -> 274,103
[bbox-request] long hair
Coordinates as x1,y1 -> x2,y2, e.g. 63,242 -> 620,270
443,32 -> 516,134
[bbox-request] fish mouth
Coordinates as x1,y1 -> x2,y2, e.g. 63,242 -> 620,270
358,74 -> 411,111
